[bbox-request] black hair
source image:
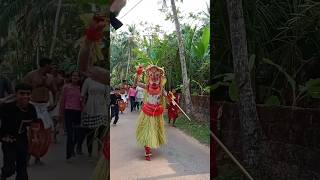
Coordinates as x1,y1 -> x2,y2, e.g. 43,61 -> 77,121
15,83 -> 32,92
70,70 -> 81,85
39,57 -> 53,67
70,70 -> 80,76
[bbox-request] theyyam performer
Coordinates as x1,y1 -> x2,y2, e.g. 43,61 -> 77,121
134,65 -> 168,161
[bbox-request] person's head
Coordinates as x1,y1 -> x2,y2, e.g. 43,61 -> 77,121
88,66 -> 109,83
71,71 -> 80,85
172,89 -> 176,93
51,64 -> 58,75
39,57 -> 53,73
15,83 -> 32,107
145,65 -> 165,90
115,87 -> 120,94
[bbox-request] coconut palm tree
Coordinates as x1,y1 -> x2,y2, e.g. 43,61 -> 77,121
225,0 -> 263,178
161,0 -> 193,114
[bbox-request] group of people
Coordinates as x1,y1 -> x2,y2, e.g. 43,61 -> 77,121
0,57 -> 109,180
109,79 -> 182,127
128,85 -> 144,112
0,0 -> 128,179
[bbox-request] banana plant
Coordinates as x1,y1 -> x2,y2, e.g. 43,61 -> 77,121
212,54 -> 256,102
263,58 -> 320,106
191,79 -> 210,95
193,26 -> 210,61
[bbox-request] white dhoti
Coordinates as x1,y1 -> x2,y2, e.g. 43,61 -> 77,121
49,100 -> 60,118
30,101 -> 54,129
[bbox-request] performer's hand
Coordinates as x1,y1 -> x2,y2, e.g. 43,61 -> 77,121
136,65 -> 143,76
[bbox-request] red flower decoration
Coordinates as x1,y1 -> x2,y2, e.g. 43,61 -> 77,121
136,65 -> 143,76
85,15 -> 106,42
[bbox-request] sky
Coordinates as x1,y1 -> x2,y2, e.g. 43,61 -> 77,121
115,0 -> 209,35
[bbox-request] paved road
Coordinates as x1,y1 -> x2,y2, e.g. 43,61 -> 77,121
0,132 -> 97,180
110,110 -> 210,180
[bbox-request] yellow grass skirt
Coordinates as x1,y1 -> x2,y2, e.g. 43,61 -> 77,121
136,112 -> 166,148
91,156 -> 109,180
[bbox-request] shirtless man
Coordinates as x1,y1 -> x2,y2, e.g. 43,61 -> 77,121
22,57 -> 57,164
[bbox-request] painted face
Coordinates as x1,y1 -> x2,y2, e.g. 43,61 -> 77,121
147,67 -> 162,88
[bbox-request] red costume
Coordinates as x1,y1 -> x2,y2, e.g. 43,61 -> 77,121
167,91 -> 180,124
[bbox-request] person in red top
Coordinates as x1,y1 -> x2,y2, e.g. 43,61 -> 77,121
59,71 -> 83,161
167,89 -> 180,127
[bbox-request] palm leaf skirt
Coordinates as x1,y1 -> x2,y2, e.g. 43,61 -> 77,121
91,155 -> 109,180
136,112 -> 166,148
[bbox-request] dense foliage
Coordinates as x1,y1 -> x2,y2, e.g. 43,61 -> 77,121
213,0 -> 320,107
110,10 -> 210,95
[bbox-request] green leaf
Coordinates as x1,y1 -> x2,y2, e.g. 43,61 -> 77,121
193,26 -> 210,60
265,95 -> 280,106
204,86 -> 210,93
150,50 -> 157,60
305,78 -> 320,99
229,80 -> 239,102
262,58 -> 296,95
202,26 -> 210,53
305,78 -> 320,88
223,73 -> 234,82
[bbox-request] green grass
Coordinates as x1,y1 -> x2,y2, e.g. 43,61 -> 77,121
164,114 -> 210,145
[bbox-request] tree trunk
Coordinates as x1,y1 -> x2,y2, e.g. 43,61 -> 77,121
226,0 -> 263,178
170,0 -> 193,114
125,46 -> 131,81
49,0 -> 63,58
